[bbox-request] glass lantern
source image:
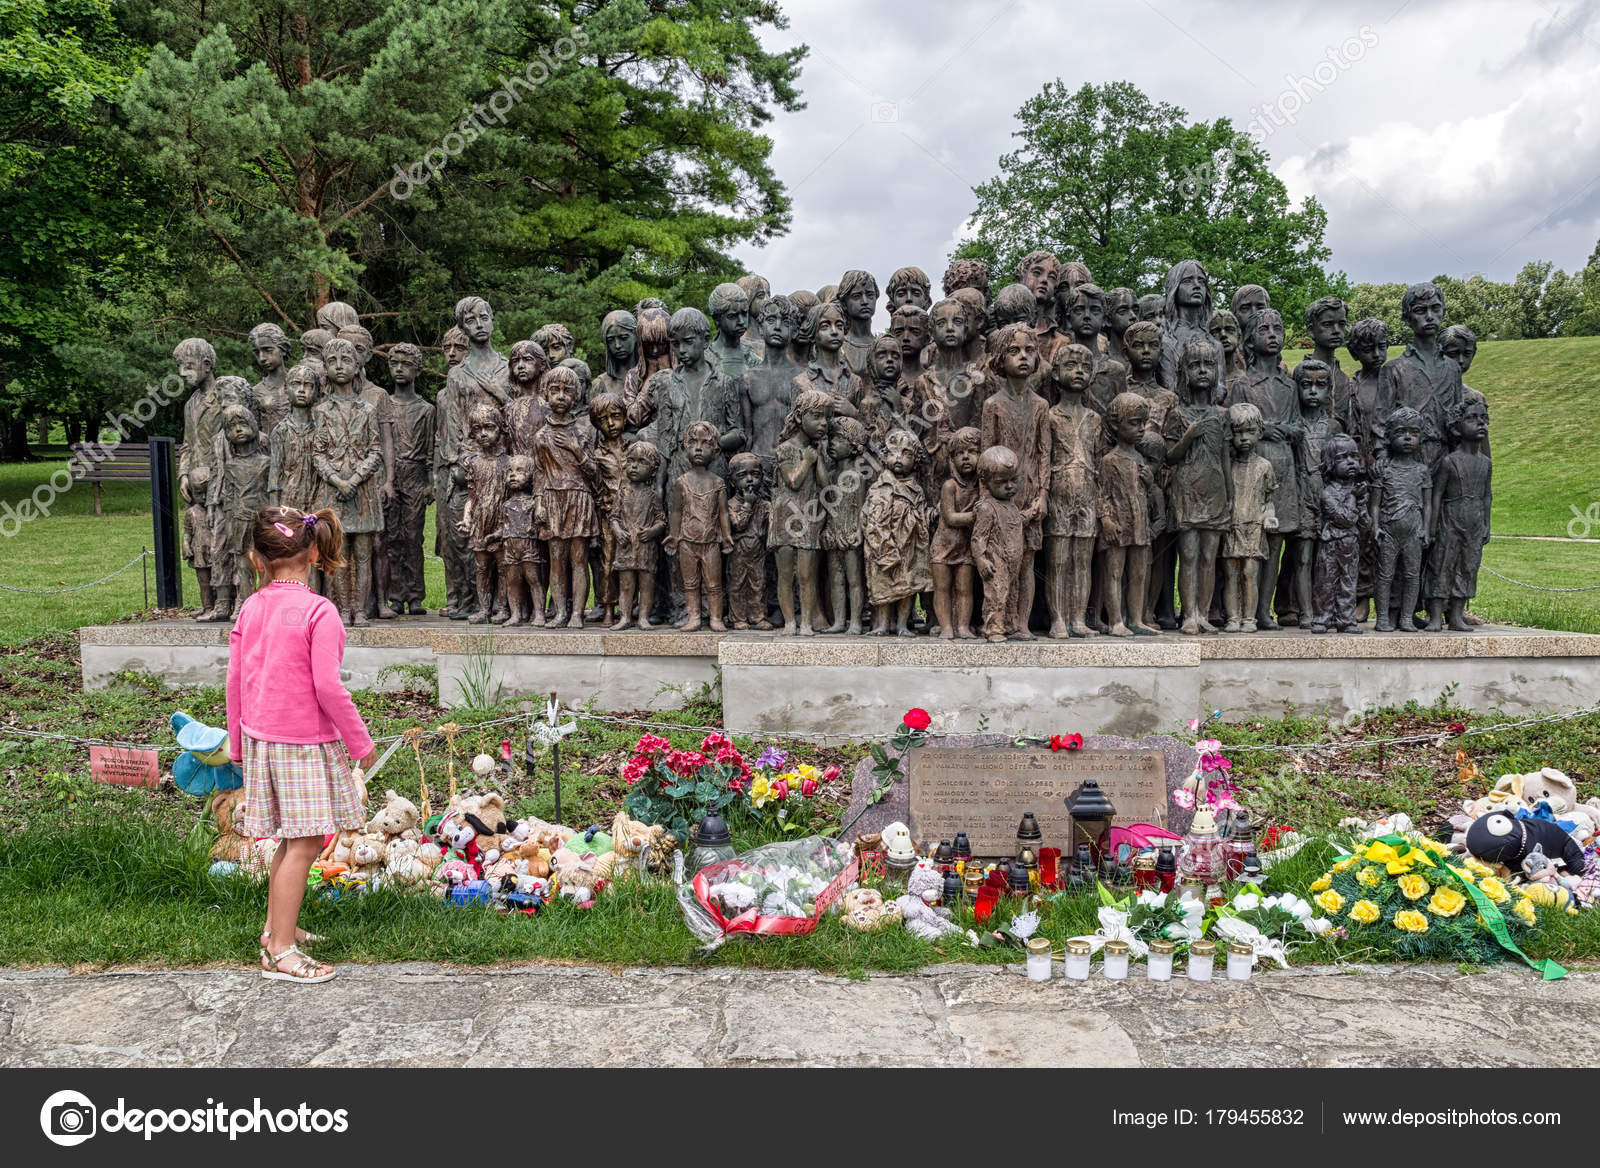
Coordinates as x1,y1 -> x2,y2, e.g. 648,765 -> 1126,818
1177,807 -> 1227,900
1015,812 -> 1043,864
1146,938 -> 1175,981
1187,939 -> 1216,982
1064,779 -> 1117,866
686,813 -> 736,879
1103,939 -> 1130,980
1025,936 -> 1052,982
1064,938 -> 1092,981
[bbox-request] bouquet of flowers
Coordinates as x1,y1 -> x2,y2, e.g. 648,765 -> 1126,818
1212,890 -> 1332,966
680,835 -> 859,948
1173,738 -> 1238,813
622,732 -> 752,840
744,746 -> 842,835
1301,833 -> 1557,968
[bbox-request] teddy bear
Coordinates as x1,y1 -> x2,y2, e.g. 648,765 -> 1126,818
1467,812 -> 1587,885
894,893 -> 962,941
347,831 -> 388,880
209,788 -> 252,865
367,788 -> 419,838
449,792 -> 516,854
906,858 -> 943,905
840,887 -> 902,932
608,809 -> 678,881
383,836 -> 441,885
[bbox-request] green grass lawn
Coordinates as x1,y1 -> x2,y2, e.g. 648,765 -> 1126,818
0,633 -> 1596,970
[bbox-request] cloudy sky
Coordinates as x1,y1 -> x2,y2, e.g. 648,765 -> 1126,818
732,0 -> 1600,311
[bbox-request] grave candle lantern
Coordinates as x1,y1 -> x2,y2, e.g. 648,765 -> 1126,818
1064,938 -> 1092,980
1146,938 -> 1175,981
1103,939 -> 1130,980
1015,811 -> 1043,863
1064,779 -> 1116,866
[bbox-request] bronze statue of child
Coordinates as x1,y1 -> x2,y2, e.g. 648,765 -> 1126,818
1221,402 -> 1279,633
531,322 -> 574,366
1310,434 -> 1366,634
1045,345 -> 1102,638
769,389 -> 831,635
587,391 -> 629,625
887,265 -> 933,313
890,304 -> 931,405
822,415 -> 869,636
726,452 -> 771,630
1120,320 -> 1163,405
793,299 -> 856,411
1345,316 -> 1390,620
1428,395 -> 1491,632
1164,340 -> 1231,635
268,361 -> 322,511
665,420 -> 734,632
175,337 -> 223,618
207,403 -> 271,620
1292,358 -> 1340,630
918,297 -> 977,432
533,365 -> 601,628
1370,405 -> 1432,632
611,441 -> 668,630
864,428 -> 932,637
932,426 -> 982,640
1097,392 -> 1159,637
383,342 -> 435,616
458,401 -> 508,624
248,322 -> 292,439
1104,288 -> 1138,367
497,454 -> 545,627
504,339 -> 551,458
980,323 -> 1049,638
593,310 -> 637,401
313,337 -> 384,625
741,292 -> 802,483
971,444 -> 1026,643
835,268 -> 879,378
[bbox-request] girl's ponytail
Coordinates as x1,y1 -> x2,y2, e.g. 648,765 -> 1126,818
311,508 -> 344,574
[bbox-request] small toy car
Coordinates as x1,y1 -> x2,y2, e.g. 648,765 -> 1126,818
446,879 -> 493,906
503,890 -> 544,915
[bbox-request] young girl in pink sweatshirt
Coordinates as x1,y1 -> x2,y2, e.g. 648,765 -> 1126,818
228,505 -> 377,984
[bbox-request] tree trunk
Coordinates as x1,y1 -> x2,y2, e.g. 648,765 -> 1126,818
64,416 -> 83,446
1,416 -> 30,461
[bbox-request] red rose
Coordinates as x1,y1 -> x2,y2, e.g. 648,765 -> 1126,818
822,765 -> 840,784
903,708 -> 931,732
1050,733 -> 1084,751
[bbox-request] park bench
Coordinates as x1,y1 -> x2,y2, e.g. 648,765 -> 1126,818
71,442 -> 151,516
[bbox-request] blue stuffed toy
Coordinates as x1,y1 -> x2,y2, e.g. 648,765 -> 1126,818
171,711 -> 242,795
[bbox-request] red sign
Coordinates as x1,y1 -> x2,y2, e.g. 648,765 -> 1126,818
89,745 -> 161,787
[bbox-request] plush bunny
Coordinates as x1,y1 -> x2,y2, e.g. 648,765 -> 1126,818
894,893 -> 961,941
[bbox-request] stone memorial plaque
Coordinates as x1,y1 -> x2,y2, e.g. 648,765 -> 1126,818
907,744 -> 1167,856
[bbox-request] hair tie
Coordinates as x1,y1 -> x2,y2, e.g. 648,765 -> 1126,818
302,513 -> 318,528
273,521 -> 295,538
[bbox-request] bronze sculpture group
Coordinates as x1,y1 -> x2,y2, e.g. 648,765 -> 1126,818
175,259 -> 1491,637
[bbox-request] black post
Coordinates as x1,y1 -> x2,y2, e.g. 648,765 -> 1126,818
148,436 -> 181,610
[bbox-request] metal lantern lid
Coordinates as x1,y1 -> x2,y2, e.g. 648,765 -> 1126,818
1064,778 -> 1117,823
1187,807 -> 1219,838
935,839 -> 955,864
1006,860 -> 1031,894
1154,846 -> 1177,873
941,870 -> 964,899
952,832 -> 972,859
694,814 -> 732,849
1104,939 -> 1129,956
1016,812 -> 1042,844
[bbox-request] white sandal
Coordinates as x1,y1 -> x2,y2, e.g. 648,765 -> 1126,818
260,944 -> 336,984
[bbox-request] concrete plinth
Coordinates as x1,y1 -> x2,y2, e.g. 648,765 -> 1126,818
78,620 -> 1600,734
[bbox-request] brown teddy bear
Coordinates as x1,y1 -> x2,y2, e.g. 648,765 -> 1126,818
209,788 -> 252,865
347,831 -> 388,879
367,788 -> 418,837
608,809 -> 678,881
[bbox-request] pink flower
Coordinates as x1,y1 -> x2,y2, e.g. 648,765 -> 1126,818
1172,788 -> 1196,810
701,732 -> 732,753
622,756 -> 648,786
822,765 -> 840,784
667,750 -> 708,778
727,777 -> 746,793
801,777 -> 819,798
715,745 -> 744,767
1200,752 -> 1232,773
636,734 -> 672,756
772,778 -> 790,802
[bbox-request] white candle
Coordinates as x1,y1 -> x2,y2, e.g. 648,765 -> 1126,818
1064,940 -> 1091,981
1188,941 -> 1215,982
1103,940 -> 1129,980
1147,941 -> 1174,981
1226,941 -> 1254,981
1025,938 -> 1052,982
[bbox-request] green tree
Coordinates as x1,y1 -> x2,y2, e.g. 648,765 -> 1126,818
956,80 -> 1339,330
0,0 -> 166,457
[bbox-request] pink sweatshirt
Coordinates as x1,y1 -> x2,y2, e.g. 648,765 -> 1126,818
227,580 -> 375,764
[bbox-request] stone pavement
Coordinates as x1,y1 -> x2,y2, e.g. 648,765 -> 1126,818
2,963 -> 1595,1067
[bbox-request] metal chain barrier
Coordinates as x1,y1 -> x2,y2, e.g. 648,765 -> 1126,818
0,550 -> 151,595
1480,565 -> 1600,593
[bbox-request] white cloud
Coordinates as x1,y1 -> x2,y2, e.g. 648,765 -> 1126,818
733,0 -> 1600,297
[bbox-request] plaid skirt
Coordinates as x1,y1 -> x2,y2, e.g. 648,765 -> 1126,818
240,733 -> 365,840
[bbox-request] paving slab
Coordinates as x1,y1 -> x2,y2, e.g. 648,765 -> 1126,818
3,963 -> 1595,1068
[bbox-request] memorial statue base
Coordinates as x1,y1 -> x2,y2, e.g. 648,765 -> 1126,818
78,620 -> 1600,734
